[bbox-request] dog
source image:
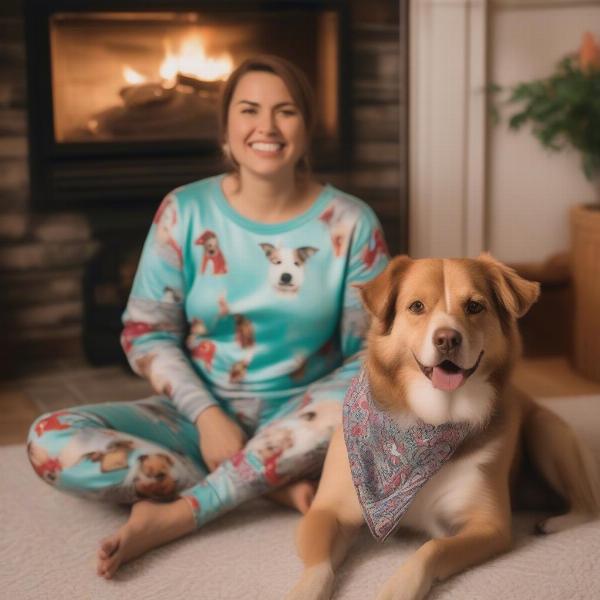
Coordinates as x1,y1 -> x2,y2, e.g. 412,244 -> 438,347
84,440 -> 135,473
259,243 -> 318,295
196,230 -> 228,275
286,254 -> 600,600
134,453 -> 178,500
234,314 -> 255,348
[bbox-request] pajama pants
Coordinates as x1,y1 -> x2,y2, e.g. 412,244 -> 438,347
27,379 -> 347,528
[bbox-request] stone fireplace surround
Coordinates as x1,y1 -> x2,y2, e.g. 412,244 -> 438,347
0,0 -> 406,375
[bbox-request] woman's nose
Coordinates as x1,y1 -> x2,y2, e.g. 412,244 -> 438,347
257,112 -> 277,135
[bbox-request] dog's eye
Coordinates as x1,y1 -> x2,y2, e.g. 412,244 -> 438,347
408,301 -> 425,314
294,261 -> 300,267
465,300 -> 484,314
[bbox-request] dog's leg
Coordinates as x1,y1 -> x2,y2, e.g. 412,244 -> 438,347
285,508 -> 357,600
525,404 -> 600,533
376,514 -> 511,600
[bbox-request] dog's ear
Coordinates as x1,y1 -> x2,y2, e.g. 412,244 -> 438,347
296,247 -> 319,263
354,255 -> 413,331
478,253 -> 540,319
259,243 -> 276,258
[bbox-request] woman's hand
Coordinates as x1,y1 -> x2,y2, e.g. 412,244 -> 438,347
195,406 -> 248,472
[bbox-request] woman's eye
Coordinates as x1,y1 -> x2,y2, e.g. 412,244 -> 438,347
241,108 -> 257,115
409,301 -> 425,314
279,110 -> 297,117
466,300 -> 484,314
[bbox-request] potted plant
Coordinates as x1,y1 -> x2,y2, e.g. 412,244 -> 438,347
495,33 -> 600,382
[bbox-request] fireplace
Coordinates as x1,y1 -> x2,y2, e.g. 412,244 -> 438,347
6,0 -> 404,367
24,0 -> 350,211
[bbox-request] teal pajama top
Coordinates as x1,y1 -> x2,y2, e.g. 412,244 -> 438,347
122,174 -> 390,424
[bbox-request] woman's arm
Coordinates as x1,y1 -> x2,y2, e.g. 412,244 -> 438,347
121,193 -> 219,424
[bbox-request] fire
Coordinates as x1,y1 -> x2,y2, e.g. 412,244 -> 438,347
123,66 -> 147,85
159,35 -> 233,84
121,34 -> 233,87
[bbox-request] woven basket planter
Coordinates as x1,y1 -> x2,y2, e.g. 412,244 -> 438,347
571,204 -> 600,382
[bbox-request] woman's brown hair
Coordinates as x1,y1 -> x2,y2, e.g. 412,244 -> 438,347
218,54 -> 316,175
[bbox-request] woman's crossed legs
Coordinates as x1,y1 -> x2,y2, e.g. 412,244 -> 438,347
27,389 -> 343,577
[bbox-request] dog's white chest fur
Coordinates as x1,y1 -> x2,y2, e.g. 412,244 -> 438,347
401,440 -> 500,537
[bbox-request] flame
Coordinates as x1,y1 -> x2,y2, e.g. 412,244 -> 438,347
159,35 -> 233,83
123,66 -> 147,85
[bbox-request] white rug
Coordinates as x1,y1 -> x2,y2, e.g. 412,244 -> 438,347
2,397 -> 600,600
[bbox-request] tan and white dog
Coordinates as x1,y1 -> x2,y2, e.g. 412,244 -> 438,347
286,254 -> 600,600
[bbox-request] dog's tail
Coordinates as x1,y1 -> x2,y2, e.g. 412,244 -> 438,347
524,402 -> 600,533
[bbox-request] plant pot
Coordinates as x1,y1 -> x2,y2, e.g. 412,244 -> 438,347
570,203 -> 600,382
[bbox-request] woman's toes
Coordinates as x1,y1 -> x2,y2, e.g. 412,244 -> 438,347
102,553 -> 122,579
98,534 -> 120,560
97,532 -> 123,577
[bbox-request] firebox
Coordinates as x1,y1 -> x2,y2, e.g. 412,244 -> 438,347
24,0 -> 350,211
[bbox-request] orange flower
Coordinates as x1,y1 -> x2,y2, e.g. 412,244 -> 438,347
579,32 -> 600,72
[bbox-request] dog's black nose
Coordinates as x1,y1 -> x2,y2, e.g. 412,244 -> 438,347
280,273 -> 292,284
433,328 -> 462,354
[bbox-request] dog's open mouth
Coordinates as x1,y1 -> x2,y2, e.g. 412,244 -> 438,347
414,351 -> 484,392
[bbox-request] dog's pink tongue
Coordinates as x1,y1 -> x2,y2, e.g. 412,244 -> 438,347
432,367 -> 465,391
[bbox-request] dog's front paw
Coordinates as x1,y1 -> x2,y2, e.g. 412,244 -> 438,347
375,563 -> 432,600
285,563 -> 335,600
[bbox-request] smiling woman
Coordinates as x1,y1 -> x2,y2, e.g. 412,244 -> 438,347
26,54 -> 391,580
218,56 -> 323,223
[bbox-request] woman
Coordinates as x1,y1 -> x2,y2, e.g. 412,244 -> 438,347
27,55 -> 389,578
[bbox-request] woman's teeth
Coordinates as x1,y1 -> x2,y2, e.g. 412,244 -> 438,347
250,142 -> 283,152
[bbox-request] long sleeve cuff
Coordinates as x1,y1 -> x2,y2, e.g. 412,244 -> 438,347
172,382 -> 218,424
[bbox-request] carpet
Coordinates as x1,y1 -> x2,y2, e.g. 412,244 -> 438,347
2,396 -> 600,600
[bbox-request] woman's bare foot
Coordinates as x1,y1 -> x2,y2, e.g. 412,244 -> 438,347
266,479 -> 318,514
97,498 -> 196,579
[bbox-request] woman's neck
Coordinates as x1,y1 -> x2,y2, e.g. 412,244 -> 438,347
222,169 -> 321,224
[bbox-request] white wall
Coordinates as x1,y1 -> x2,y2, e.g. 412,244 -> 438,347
409,0 -> 600,262
488,1 -> 600,263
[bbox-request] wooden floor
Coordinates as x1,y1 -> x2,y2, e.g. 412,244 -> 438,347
2,356 -> 600,447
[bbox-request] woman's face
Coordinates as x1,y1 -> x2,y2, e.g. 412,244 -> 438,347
225,71 -> 307,180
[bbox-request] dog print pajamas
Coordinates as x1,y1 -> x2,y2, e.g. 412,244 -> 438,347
28,174 -> 389,527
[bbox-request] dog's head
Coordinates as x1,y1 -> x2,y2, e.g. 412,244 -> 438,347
259,243 -> 318,295
357,254 -> 540,426
195,230 -> 220,255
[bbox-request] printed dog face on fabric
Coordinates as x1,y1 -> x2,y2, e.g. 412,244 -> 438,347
133,453 -> 178,499
195,229 -> 228,275
247,400 -> 342,465
58,429 -> 136,471
127,450 -> 201,500
259,243 -> 318,295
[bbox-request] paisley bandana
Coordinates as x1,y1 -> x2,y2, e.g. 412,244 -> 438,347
343,369 -> 471,541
